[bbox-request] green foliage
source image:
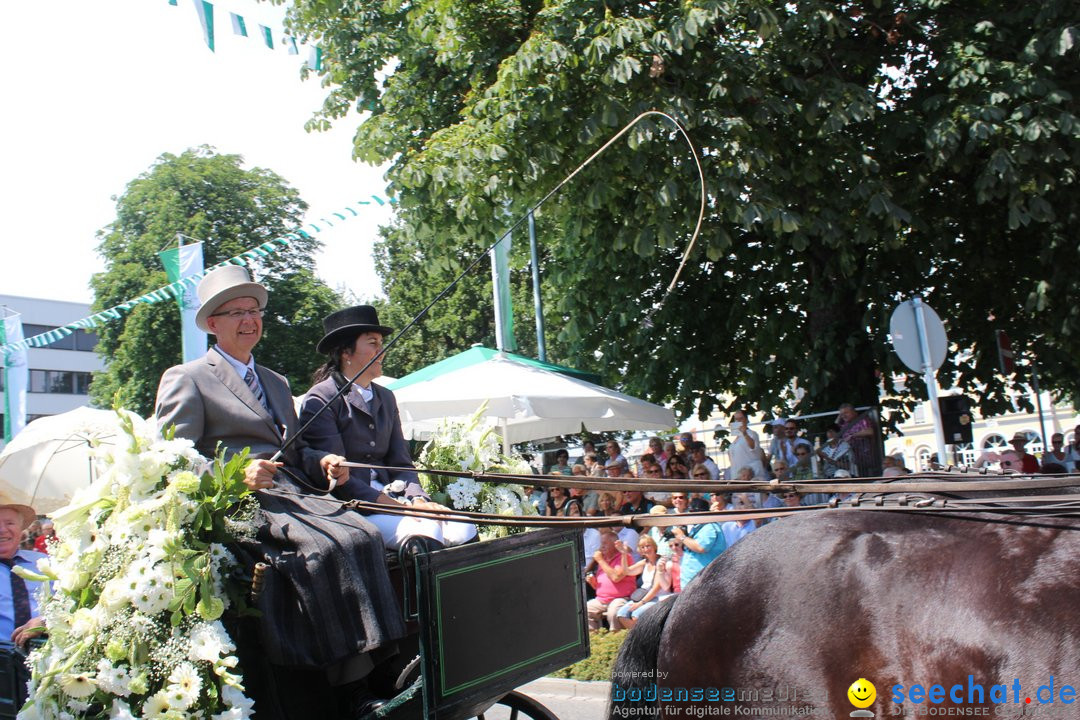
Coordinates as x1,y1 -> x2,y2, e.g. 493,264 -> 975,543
548,629 -> 627,682
284,0 -> 1080,423
90,147 -> 343,414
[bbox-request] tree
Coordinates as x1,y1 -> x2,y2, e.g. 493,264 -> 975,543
90,147 -> 341,416
371,222 -> 575,379
285,0 -> 1079,423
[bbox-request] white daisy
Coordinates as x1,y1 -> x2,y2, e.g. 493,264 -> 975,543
59,672 -> 96,698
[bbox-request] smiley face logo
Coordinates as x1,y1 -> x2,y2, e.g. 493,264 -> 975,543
847,678 -> 876,708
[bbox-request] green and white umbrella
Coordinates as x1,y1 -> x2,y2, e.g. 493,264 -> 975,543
386,347 -> 676,448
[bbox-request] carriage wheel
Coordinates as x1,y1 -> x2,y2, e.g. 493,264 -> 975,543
474,690 -> 560,720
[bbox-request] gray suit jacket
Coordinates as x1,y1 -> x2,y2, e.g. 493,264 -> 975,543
155,347 -> 320,478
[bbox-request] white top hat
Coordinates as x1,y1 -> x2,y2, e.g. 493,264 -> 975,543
194,265 -> 268,333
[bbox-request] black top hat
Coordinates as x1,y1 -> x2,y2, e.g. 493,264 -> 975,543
317,306 -> 394,354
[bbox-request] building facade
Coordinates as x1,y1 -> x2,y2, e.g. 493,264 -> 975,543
0,294 -> 104,450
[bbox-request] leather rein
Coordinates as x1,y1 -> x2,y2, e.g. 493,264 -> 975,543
272,462 -> 1080,531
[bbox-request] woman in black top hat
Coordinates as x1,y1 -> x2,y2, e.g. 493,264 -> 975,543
299,306 -> 476,548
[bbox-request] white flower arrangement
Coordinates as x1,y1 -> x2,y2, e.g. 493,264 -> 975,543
17,410 -> 259,720
416,404 -> 536,539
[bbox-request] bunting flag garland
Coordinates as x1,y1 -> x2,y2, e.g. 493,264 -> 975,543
161,0 -> 326,70
0,196 -> 395,356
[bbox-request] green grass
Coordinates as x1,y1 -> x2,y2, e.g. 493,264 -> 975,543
548,630 -> 628,682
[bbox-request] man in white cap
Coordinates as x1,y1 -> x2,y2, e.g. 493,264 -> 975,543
0,498 -> 45,648
155,265 -> 403,718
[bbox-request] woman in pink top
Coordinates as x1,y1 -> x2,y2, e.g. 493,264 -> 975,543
584,530 -> 637,631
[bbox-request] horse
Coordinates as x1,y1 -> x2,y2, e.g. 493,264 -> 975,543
609,506 -> 1080,718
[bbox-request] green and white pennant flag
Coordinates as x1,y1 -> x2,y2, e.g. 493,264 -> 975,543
0,309 -> 27,442
159,241 -> 207,363
230,12 -> 247,37
191,0 -> 215,51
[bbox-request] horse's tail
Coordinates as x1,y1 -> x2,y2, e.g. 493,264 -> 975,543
606,598 -> 675,719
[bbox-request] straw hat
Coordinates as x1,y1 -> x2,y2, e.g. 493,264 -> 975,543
0,494 -> 37,529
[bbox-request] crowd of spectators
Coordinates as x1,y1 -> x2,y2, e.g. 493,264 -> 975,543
539,407 -> 1070,632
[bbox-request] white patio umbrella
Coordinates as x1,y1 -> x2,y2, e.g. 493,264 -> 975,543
386,350 -> 676,449
0,407 -> 120,513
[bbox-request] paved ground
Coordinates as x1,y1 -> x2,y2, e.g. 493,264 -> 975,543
502,678 -> 609,720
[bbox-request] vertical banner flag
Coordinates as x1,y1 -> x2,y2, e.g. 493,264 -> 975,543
0,309 -> 28,443
490,232 -> 517,352
159,242 -> 207,363
192,0 -> 215,51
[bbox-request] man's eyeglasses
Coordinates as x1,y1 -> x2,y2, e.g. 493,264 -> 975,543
211,308 -> 265,320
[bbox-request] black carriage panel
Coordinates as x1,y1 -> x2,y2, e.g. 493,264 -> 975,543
415,528 -> 588,719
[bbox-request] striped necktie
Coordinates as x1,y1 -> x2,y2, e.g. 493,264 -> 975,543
1,557 -> 31,628
244,368 -> 268,410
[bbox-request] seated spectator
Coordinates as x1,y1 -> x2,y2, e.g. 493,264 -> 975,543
604,440 -> 629,474
677,432 -> 695,457
571,463 -> 587,477
584,452 -> 604,477
721,492 -> 758,547
570,483 -> 599,516
0,500 -> 47,648
619,490 -> 654,515
790,445 -> 815,480
584,531 -> 638,631
663,441 -> 679,464
647,437 -> 668,471
1007,433 -> 1041,473
32,520 -> 54,554
816,423 -> 853,477
577,440 -> 597,466
547,449 -> 573,476
21,520 -> 41,552
523,485 -> 548,514
637,454 -> 668,505
647,505 -> 674,557
668,540 -> 684,593
616,536 -> 674,630
689,442 -> 720,480
665,453 -> 690,479
546,485 -> 583,516
781,489 -> 803,509
669,498 -> 726,589
669,492 -> 690,516
1044,433 -> 1068,471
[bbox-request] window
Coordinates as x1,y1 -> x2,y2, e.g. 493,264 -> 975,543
27,370 -> 93,395
954,442 -> 977,466
981,434 -> 1008,453
915,446 -> 933,471
20,325 -> 98,352
913,404 -> 926,424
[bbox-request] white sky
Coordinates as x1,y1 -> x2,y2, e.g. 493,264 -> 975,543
1,0 -> 392,306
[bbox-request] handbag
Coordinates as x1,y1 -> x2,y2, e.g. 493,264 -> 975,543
630,587 -> 649,602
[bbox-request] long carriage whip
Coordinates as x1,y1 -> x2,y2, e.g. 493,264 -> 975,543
271,110 -> 707,463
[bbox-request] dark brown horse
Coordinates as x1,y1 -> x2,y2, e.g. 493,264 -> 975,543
610,508 -> 1080,718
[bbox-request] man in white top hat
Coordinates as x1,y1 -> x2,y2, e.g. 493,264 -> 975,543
155,265 -> 405,718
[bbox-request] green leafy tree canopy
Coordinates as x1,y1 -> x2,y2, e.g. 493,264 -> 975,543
284,0 -> 1079,424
